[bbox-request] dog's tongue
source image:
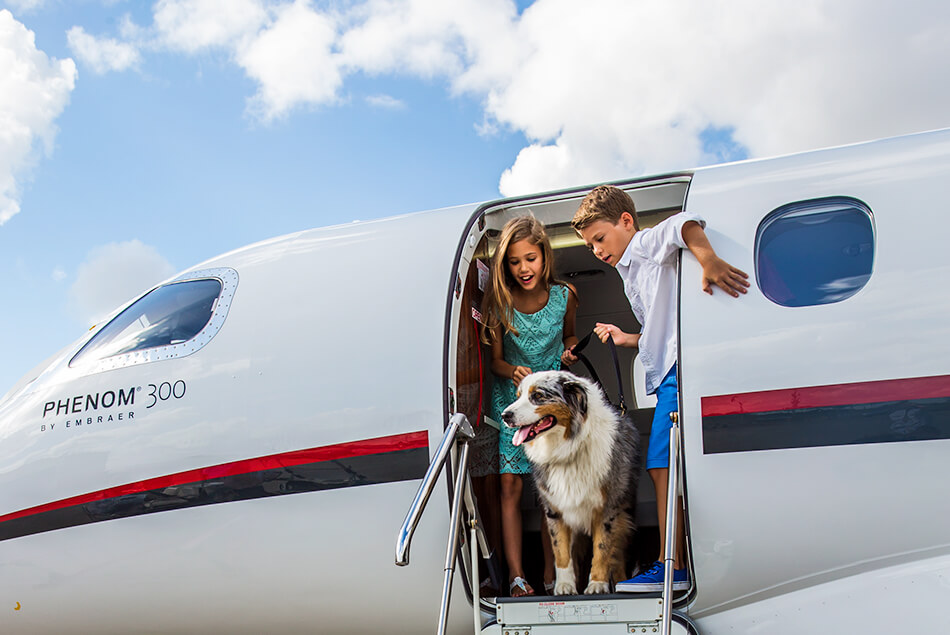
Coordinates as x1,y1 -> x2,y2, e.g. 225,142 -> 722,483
511,415 -> 555,447
512,425 -> 533,447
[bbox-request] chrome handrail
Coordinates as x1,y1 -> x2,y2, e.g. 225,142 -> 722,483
437,438 -> 471,635
469,511 -> 482,631
661,412 -> 682,635
462,468 -> 492,569
460,464 -> 495,631
395,413 -> 473,566
395,413 -> 488,635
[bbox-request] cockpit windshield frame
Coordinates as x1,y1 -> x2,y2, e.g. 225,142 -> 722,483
69,267 -> 239,373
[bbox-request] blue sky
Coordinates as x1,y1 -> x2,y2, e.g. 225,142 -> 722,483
2,0 -> 950,395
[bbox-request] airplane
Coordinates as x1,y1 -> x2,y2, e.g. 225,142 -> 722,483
1,126 -> 949,634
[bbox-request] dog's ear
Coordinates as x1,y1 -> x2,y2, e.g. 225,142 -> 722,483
562,378 -> 588,431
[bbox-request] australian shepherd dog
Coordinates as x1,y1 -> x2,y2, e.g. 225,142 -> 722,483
502,370 -> 639,595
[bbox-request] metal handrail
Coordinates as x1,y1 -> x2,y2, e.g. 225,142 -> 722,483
395,413 -> 491,635
661,412 -> 682,635
469,512 -> 482,631
436,438 -> 471,635
395,413 -> 474,566
461,464 -> 495,631
462,468 -> 493,575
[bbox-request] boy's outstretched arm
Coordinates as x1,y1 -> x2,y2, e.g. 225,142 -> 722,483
682,221 -> 750,297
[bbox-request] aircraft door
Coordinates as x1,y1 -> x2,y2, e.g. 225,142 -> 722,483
676,131 -> 950,622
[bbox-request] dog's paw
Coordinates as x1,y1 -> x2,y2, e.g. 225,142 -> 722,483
554,581 -> 577,595
584,580 -> 610,595
554,566 -> 577,595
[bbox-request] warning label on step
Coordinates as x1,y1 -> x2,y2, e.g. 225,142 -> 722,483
538,602 -> 618,623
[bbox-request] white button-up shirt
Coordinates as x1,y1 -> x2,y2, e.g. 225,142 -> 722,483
616,212 -> 705,394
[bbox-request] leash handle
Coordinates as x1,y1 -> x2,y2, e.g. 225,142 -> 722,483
604,336 -> 627,415
566,330 -> 627,415
563,332 -> 602,384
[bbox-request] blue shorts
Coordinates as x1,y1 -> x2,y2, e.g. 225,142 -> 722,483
646,364 -> 678,470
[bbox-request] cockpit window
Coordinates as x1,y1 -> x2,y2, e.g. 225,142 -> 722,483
69,267 -> 238,371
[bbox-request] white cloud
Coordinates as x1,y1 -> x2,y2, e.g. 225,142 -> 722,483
237,1 -> 342,121
60,0 -> 950,195
67,26 -> 141,74
339,0 -> 466,78
366,93 -> 405,109
153,0 -> 268,52
488,0 -> 950,194
146,0 -> 518,121
0,10 -> 76,225
338,0 -> 521,95
69,240 -> 176,325
4,0 -> 45,13
51,266 -> 66,282
118,14 -> 147,42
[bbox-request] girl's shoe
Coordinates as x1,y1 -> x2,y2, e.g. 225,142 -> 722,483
509,576 -> 534,597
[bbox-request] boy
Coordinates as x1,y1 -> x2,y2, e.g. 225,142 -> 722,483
571,185 -> 748,591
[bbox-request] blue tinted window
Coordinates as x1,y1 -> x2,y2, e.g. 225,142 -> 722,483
756,197 -> 874,307
71,279 -> 221,367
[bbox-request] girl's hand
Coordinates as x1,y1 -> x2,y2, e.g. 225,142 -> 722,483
560,347 -> 578,366
511,365 -> 532,386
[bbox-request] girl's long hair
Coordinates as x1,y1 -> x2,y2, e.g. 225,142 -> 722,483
483,215 -> 560,342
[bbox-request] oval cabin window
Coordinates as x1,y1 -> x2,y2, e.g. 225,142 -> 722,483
755,197 -> 874,307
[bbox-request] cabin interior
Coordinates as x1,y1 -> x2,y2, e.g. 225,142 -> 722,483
451,177 -> 690,598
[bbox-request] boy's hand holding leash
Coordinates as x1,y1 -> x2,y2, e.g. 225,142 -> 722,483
593,323 -> 641,349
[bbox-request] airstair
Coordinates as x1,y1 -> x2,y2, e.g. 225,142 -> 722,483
395,413 -> 697,635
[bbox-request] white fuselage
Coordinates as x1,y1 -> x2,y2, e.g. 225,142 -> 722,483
1,129 -> 949,634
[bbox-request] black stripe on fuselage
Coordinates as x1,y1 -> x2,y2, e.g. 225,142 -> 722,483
0,446 -> 428,542
702,396 -> 950,454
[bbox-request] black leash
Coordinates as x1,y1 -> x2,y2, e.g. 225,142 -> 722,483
565,330 -> 627,415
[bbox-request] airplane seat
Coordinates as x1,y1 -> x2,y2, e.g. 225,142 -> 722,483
630,353 -> 657,410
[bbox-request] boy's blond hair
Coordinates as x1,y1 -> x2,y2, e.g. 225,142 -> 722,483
571,185 -> 640,232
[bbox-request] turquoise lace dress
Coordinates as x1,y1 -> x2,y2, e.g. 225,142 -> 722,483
490,284 -> 569,474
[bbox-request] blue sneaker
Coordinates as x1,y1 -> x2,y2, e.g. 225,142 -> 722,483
615,561 -> 689,592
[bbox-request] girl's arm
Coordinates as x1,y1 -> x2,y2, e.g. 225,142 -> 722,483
490,326 -> 531,386
560,284 -> 580,366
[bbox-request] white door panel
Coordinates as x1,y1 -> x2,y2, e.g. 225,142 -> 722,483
678,130 -> 950,629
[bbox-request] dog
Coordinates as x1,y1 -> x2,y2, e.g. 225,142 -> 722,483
501,370 -> 639,595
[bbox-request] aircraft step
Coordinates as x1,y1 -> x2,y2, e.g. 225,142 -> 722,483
484,592 -> 691,634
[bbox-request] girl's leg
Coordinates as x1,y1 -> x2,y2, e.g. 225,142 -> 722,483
500,472 -> 532,596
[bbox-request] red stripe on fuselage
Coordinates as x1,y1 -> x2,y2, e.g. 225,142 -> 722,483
702,375 -> 950,417
0,430 -> 428,525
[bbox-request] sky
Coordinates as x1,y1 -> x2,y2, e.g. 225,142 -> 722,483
2,0 -> 950,396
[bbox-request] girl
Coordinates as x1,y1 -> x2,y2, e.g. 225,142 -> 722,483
484,215 -> 579,597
